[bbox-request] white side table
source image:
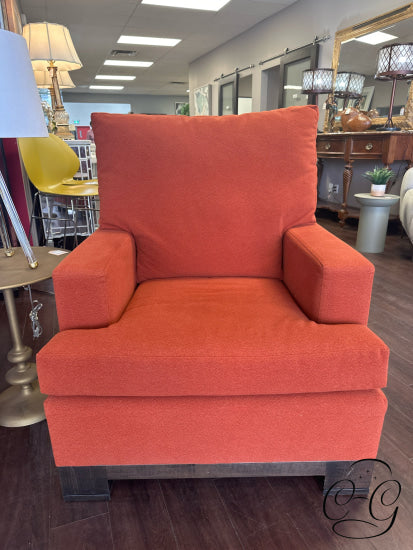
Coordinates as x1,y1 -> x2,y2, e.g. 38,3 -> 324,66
355,193 -> 400,253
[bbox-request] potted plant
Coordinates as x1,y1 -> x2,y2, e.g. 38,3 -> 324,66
363,166 -> 395,197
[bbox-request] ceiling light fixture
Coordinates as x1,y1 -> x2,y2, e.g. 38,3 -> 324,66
95,75 -> 136,80
118,35 -> 181,47
104,60 -> 153,67
355,31 -> 398,45
89,85 -> 124,90
141,0 -> 231,11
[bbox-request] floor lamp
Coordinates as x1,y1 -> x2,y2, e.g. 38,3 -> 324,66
23,22 -> 82,140
0,29 -> 52,428
0,29 -> 48,267
375,43 -> 413,131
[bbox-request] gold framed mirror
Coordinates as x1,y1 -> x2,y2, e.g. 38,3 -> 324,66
324,3 -> 413,132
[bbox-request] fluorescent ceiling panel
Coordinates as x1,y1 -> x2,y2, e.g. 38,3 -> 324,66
104,60 -> 153,67
90,85 -> 124,90
95,75 -> 136,80
141,0 -> 231,11
355,31 -> 397,45
118,35 -> 181,47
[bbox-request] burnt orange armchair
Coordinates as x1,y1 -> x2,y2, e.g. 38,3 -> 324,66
37,106 -> 389,501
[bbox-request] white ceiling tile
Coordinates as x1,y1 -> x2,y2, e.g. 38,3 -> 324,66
20,0 -> 297,95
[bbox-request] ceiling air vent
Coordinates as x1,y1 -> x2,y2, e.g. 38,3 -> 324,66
110,49 -> 137,57
170,81 -> 187,85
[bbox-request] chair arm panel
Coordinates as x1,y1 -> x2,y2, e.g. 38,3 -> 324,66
283,224 -> 374,324
53,229 -> 137,330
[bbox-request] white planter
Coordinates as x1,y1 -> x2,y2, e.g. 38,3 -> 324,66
370,184 -> 386,197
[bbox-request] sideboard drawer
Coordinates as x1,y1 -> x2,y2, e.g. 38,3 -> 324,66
351,137 -> 383,156
316,139 -> 345,154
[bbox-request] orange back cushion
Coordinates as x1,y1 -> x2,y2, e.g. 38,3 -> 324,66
92,106 -> 318,282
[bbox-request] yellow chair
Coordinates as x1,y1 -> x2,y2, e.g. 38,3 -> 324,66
18,134 -> 99,247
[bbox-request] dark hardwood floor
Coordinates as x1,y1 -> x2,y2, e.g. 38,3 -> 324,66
0,215 -> 412,549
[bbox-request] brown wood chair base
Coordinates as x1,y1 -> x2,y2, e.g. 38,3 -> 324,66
58,461 -> 373,502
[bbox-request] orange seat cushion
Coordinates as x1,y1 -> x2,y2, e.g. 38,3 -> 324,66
92,106 -> 318,283
38,277 -> 388,397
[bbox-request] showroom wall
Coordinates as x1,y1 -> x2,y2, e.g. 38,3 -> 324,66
188,0 -> 409,207
63,92 -> 189,124
189,0 -> 408,118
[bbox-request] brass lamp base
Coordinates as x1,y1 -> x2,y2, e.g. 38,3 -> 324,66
0,381 -> 46,427
55,125 -> 74,140
54,105 -> 73,139
0,248 -> 69,428
0,288 -> 45,428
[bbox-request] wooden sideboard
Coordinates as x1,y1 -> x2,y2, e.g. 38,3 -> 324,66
316,131 -> 413,224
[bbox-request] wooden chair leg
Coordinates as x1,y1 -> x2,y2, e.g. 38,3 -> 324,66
58,466 -> 110,502
323,461 -> 373,496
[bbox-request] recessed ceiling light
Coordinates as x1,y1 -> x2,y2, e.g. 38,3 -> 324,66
355,31 -> 398,45
95,75 -> 136,81
89,85 -> 125,90
104,60 -> 153,67
118,35 -> 181,47
141,0 -> 231,11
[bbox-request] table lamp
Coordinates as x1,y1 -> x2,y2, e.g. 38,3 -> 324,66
302,68 -> 334,95
34,69 -> 75,110
23,22 -> 82,139
375,43 -> 413,131
0,29 -> 48,268
334,71 -> 366,109
302,68 -> 335,131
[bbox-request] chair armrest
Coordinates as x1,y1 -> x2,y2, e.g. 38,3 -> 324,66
53,229 -> 137,330
283,224 -> 374,324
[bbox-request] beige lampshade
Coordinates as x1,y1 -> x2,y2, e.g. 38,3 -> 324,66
34,69 -> 75,89
23,22 -> 82,71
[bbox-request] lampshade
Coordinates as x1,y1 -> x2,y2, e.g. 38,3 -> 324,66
34,69 -> 75,89
334,72 -> 365,98
302,69 -> 333,94
0,29 -> 48,138
375,43 -> 413,80
22,22 -> 82,71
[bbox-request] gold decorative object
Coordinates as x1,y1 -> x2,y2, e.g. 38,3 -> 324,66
23,22 -> 82,139
340,107 -> 374,132
325,3 -> 413,132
